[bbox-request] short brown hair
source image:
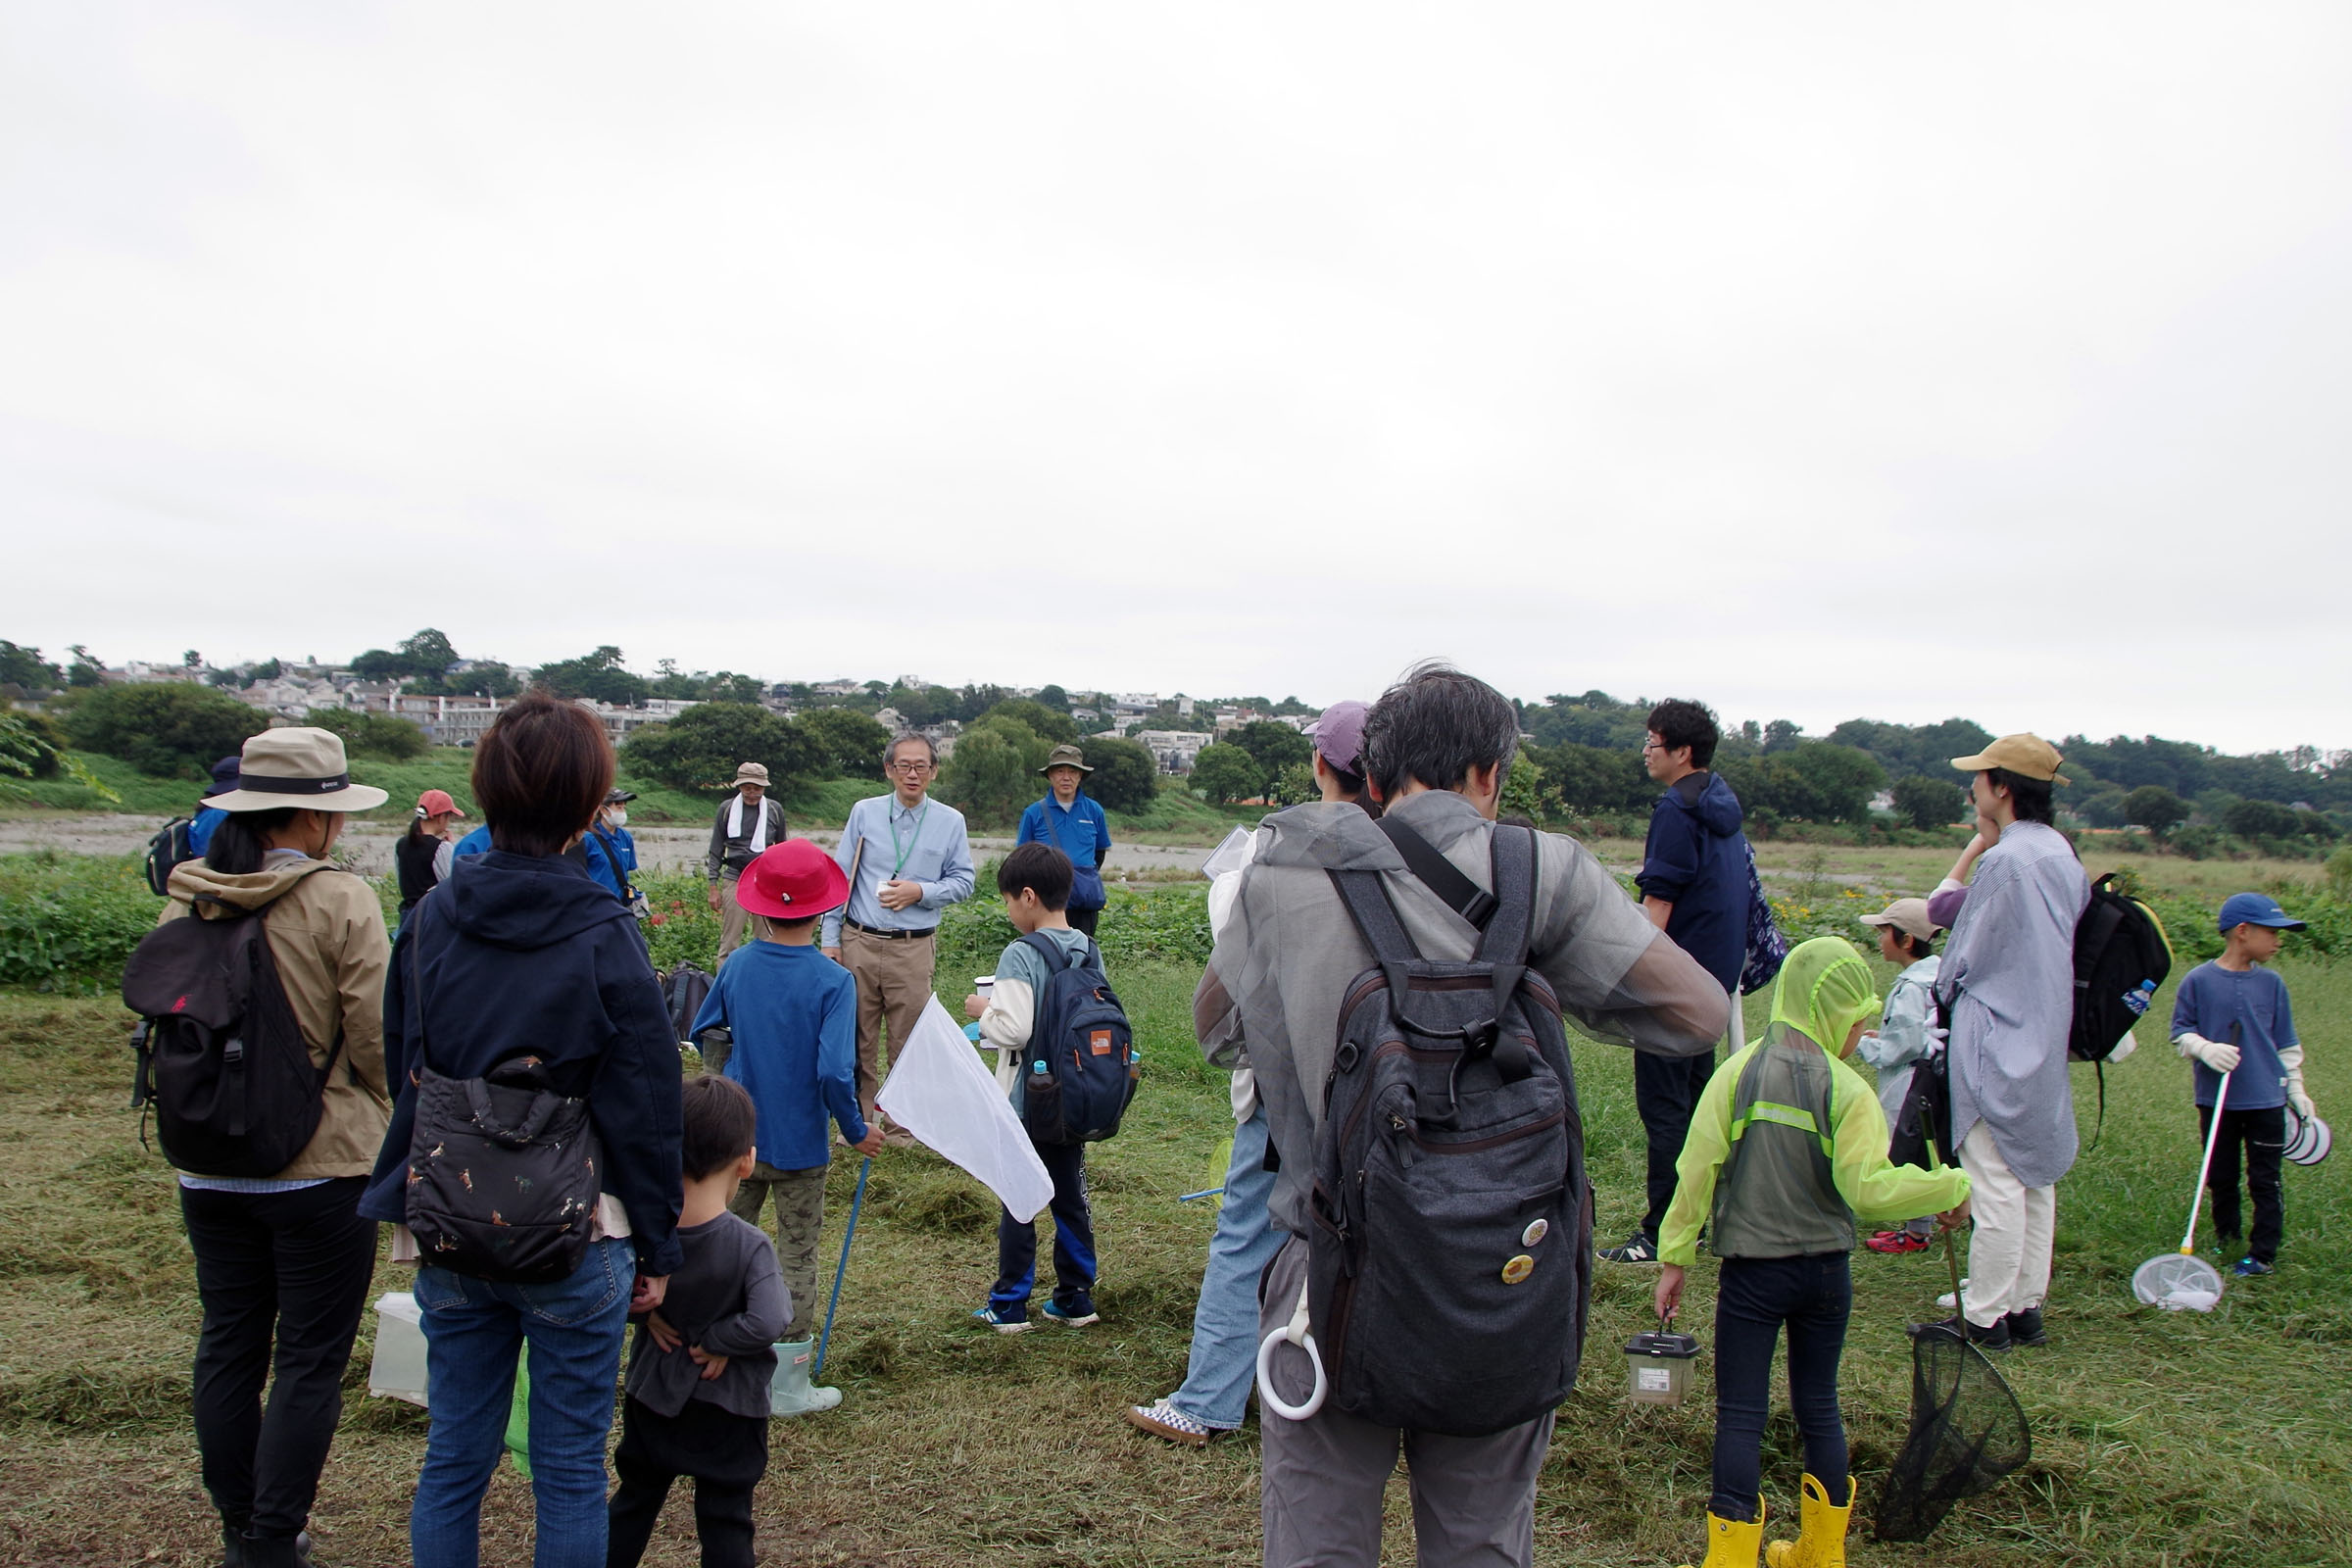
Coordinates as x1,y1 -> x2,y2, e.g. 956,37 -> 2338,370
472,692 -> 614,858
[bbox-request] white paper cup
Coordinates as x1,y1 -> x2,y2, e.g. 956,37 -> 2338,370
975,975 -> 995,1001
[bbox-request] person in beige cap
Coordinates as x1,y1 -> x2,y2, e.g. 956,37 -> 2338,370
157,726 -> 392,1568
1913,734 -> 2087,1352
1855,897 -> 1945,1253
708,760 -> 790,962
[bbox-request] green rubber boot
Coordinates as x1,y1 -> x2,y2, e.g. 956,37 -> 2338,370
769,1338 -> 843,1416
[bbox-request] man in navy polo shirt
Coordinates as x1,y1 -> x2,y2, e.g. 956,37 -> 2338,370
1015,745 -> 1114,937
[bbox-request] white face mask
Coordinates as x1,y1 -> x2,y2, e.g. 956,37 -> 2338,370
607,809 -> 628,829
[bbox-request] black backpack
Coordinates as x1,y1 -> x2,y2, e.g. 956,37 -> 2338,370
144,816 -> 197,897
1017,933 -> 1137,1145
400,908 -> 603,1283
664,962 -> 713,1045
1308,821 -> 1592,1438
122,863 -> 346,1176
2068,872 -> 2173,1063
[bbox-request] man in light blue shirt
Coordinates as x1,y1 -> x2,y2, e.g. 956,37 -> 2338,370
820,733 -> 975,1125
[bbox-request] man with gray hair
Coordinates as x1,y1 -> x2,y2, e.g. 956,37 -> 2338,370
821,733 -> 976,1127
1198,662 -> 1727,1568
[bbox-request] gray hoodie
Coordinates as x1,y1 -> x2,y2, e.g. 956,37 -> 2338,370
1197,789 -> 1731,1237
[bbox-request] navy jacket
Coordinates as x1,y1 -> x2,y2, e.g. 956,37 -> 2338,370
1636,771 -> 1748,994
358,850 -> 685,1277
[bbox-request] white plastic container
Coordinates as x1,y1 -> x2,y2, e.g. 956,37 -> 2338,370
368,1292 -> 430,1406
974,975 -> 996,1003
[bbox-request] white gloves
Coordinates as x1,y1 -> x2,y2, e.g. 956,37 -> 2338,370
2176,1032 -> 2240,1073
2108,1030 -> 2138,1064
2280,1045 -> 2316,1119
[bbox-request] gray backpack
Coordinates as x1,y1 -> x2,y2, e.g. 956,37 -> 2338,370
1306,822 -> 1591,1437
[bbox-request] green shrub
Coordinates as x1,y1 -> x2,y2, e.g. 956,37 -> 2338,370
1189,743 -> 1262,806
624,703 -> 818,794
0,854 -> 161,993
302,708 -> 429,761
1079,737 -> 1158,814
64,683 -> 266,779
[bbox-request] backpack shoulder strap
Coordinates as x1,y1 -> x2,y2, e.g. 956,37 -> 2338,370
1375,815 -> 1496,929
1021,930 -> 1084,974
1472,825 -> 1537,969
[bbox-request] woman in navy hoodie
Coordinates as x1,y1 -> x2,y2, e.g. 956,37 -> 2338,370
360,693 -> 683,1568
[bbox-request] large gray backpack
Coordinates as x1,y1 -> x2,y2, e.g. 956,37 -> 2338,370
1306,821 -> 1592,1437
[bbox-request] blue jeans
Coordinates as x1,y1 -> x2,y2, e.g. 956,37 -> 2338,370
411,1238 -> 634,1568
1169,1105 -> 1283,1429
1711,1252 -> 1850,1522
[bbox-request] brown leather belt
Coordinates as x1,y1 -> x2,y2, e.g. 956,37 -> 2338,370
846,920 -> 935,941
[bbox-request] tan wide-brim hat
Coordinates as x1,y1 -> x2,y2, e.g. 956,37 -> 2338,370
206,727 -> 390,813
734,762 -> 771,786
1950,733 -> 2069,787
1859,897 -> 1940,943
1038,744 -> 1093,775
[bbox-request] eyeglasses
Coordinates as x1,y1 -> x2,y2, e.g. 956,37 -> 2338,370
889,760 -> 934,774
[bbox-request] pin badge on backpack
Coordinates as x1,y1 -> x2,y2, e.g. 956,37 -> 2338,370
1501,1255 -> 1535,1285
1522,1219 -> 1548,1247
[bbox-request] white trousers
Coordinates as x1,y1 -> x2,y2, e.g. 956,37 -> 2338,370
1958,1119 -> 2055,1326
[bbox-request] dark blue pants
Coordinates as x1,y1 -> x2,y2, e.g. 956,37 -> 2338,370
1711,1252 -> 1850,1522
992,1140 -> 1096,1316
2199,1104 -> 2285,1265
1636,1050 -> 1716,1237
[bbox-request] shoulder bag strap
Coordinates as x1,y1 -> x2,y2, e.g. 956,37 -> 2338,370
1375,814 -> 1496,930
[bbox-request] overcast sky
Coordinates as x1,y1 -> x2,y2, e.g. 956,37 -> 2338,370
5,4 -> 2347,754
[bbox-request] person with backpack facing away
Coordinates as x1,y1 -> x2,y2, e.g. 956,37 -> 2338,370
149,727 -> 392,1568
1653,937 -> 1972,1568
357,693 -> 684,1568
1016,744 -> 1114,936
1921,735 -> 2088,1352
184,754 -> 241,857
394,788 -> 466,930
963,843 -> 1114,1332
1198,663 -> 1728,1568
145,754 -> 243,895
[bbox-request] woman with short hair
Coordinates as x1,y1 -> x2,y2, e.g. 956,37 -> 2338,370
359,691 -> 684,1568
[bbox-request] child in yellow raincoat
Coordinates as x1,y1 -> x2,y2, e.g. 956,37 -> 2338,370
1656,937 -> 1973,1568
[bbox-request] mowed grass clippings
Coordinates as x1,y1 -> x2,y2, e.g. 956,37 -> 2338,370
2,953 -> 2348,1566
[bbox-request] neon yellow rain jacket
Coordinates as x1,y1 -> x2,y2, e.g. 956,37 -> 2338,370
1659,938 -> 1970,1267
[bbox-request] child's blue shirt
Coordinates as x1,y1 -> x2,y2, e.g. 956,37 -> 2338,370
691,943 -> 866,1167
2170,959 -> 2297,1111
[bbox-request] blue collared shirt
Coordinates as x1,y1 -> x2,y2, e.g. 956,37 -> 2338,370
1016,793 -> 1111,871
820,793 -> 976,946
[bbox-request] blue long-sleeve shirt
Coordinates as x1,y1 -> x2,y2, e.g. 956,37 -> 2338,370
819,793 -> 975,947
2171,959 -> 2297,1111
690,942 -> 866,1168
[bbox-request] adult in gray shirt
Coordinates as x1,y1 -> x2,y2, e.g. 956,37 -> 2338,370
1930,734 -> 2088,1352
707,761 -> 790,964
1196,664 -> 1727,1568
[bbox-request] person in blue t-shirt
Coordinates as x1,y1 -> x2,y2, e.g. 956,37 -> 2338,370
184,755 -> 242,858
690,840 -> 883,1406
1015,745 -> 1113,938
2172,892 -> 2312,1277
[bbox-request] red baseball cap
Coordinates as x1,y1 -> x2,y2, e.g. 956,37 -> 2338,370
735,840 -> 849,921
416,789 -> 466,817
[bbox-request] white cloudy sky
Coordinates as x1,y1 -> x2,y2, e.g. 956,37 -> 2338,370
5,4 -> 2347,753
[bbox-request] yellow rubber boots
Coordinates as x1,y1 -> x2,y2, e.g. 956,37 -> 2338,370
1763,1474 -> 1855,1568
1680,1500 -> 1766,1568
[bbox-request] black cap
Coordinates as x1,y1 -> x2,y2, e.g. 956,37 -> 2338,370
202,755 -> 242,798
605,788 -> 637,805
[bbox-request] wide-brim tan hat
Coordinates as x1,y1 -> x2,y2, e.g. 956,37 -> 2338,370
1038,744 -> 1093,775
1950,733 -> 2069,787
206,727 -> 389,812
734,762 -> 771,786
1859,897 -> 1940,943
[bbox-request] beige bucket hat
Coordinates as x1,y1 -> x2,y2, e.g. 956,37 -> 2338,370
734,761 -> 771,787
205,727 -> 389,812
1037,744 -> 1093,775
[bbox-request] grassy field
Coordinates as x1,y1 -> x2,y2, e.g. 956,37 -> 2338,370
2,932 -> 2347,1567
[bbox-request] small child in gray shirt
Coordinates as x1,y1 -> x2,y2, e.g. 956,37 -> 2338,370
608,1076 -> 790,1568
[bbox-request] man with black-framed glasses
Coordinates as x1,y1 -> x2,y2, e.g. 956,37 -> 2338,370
820,732 -> 976,1128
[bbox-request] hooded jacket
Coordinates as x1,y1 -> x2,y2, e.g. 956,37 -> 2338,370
1636,770 -> 1748,992
1197,789 -> 1730,1237
357,850 -> 685,1277
160,856 -> 392,1179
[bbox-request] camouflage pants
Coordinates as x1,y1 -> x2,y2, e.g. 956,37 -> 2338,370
729,1160 -> 828,1333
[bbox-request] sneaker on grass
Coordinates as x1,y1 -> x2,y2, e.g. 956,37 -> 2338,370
1041,1299 -> 1100,1328
1866,1229 -> 1932,1254
1125,1398 -> 1230,1446
1596,1232 -> 1658,1264
972,1303 -> 1033,1334
2231,1257 -> 2275,1278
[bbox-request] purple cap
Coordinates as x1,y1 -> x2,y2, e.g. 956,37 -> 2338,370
1311,701 -> 1370,775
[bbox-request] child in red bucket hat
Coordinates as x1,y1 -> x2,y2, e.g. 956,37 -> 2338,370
684,842 -> 884,1418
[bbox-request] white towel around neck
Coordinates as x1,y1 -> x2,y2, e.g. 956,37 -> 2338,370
728,791 -> 771,855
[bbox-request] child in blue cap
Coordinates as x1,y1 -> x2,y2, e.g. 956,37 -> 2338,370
2170,892 -> 2312,1277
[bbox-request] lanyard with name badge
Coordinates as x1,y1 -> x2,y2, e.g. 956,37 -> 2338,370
888,803 -> 929,880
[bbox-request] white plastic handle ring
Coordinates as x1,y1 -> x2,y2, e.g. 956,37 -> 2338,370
1257,1326 -> 1328,1422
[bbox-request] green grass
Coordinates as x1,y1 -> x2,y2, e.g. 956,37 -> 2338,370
3,940 -> 2347,1565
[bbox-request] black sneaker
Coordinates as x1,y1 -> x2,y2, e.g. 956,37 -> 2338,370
1597,1232 -> 1659,1264
1909,1313 -> 2011,1352
2003,1306 -> 2047,1347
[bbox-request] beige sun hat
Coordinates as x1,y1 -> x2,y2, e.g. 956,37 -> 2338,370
205,727 -> 389,812
734,761 -> 771,787
1949,733 -> 2069,787
1038,744 -> 1093,775
1859,897 -> 1940,943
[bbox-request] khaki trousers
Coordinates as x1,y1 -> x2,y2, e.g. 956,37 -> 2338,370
714,873 -> 750,965
844,927 -> 937,1121
729,1160 -> 829,1332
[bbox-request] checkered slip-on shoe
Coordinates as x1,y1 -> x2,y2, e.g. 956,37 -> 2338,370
1125,1399 -> 1229,1446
